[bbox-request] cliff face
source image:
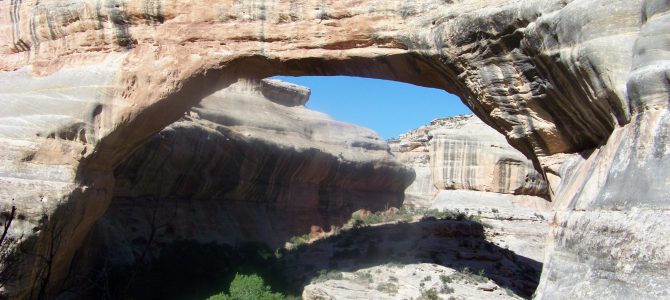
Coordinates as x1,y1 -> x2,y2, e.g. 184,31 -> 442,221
0,0 -> 668,298
85,79 -> 413,268
389,115 -> 547,208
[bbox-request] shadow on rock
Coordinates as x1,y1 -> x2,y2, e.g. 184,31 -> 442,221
280,218 -> 542,298
65,218 -> 541,299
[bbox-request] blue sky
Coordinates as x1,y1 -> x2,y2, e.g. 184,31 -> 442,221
273,76 -> 471,139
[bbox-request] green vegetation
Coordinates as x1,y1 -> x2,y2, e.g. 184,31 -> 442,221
354,270 -> 374,285
376,282 -> 399,294
419,288 -> 440,300
347,207 -> 491,228
100,206 -> 505,299
451,267 -> 489,284
111,240 -> 300,300
206,273 -> 285,300
441,283 -> 455,294
439,274 -> 456,294
287,233 -> 311,250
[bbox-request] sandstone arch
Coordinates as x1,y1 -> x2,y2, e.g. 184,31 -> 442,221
0,0 -> 668,298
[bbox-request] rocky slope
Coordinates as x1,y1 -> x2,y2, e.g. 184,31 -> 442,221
0,0 -> 668,298
295,207 -> 548,300
389,115 -> 548,208
70,79 -> 414,285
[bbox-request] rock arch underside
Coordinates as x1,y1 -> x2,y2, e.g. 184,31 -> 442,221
0,0 -> 668,299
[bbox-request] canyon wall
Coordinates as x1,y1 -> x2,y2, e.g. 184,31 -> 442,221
389,114 -> 548,208
94,78 -> 412,262
0,0 -> 668,298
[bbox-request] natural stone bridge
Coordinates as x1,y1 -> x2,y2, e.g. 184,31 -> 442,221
0,0 -> 668,298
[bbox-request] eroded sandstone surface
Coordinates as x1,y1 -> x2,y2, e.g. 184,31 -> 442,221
0,0 -> 668,298
296,208 -> 548,300
389,114 -> 548,208
88,78 -> 411,264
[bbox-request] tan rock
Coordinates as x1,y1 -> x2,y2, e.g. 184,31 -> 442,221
389,114 -> 548,209
76,79 -> 414,274
0,0 -> 667,298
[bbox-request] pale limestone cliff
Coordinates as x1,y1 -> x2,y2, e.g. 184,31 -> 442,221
0,0 -> 668,298
389,115 -> 548,208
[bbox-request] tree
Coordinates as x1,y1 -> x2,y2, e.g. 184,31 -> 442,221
207,273 -> 284,300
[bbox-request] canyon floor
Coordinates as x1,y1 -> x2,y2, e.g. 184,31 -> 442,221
280,194 -> 549,300
102,196 -> 548,300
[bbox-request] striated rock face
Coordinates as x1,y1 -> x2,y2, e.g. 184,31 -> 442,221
84,79 -> 414,270
389,115 -> 548,208
0,0 -> 668,298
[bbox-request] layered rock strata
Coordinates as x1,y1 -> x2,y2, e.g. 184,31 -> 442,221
389,115 -> 548,208
0,0 -> 668,298
82,79 -> 414,271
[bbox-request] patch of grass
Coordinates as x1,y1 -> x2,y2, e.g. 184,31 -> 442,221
424,208 -> 466,220
441,283 -> 455,294
418,288 -> 439,300
376,282 -> 399,294
453,267 -> 488,284
354,270 -> 374,285
469,214 -> 493,228
287,233 -> 311,250
346,207 -> 490,229
347,207 -> 432,228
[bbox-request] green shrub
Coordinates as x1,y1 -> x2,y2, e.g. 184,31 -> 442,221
376,282 -> 399,294
112,240 -> 298,299
419,288 -> 439,300
354,270 -> 374,285
207,273 -> 284,300
352,218 -> 366,229
287,233 -> 311,250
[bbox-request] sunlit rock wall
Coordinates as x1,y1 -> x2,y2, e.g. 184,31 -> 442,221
390,115 -> 548,208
